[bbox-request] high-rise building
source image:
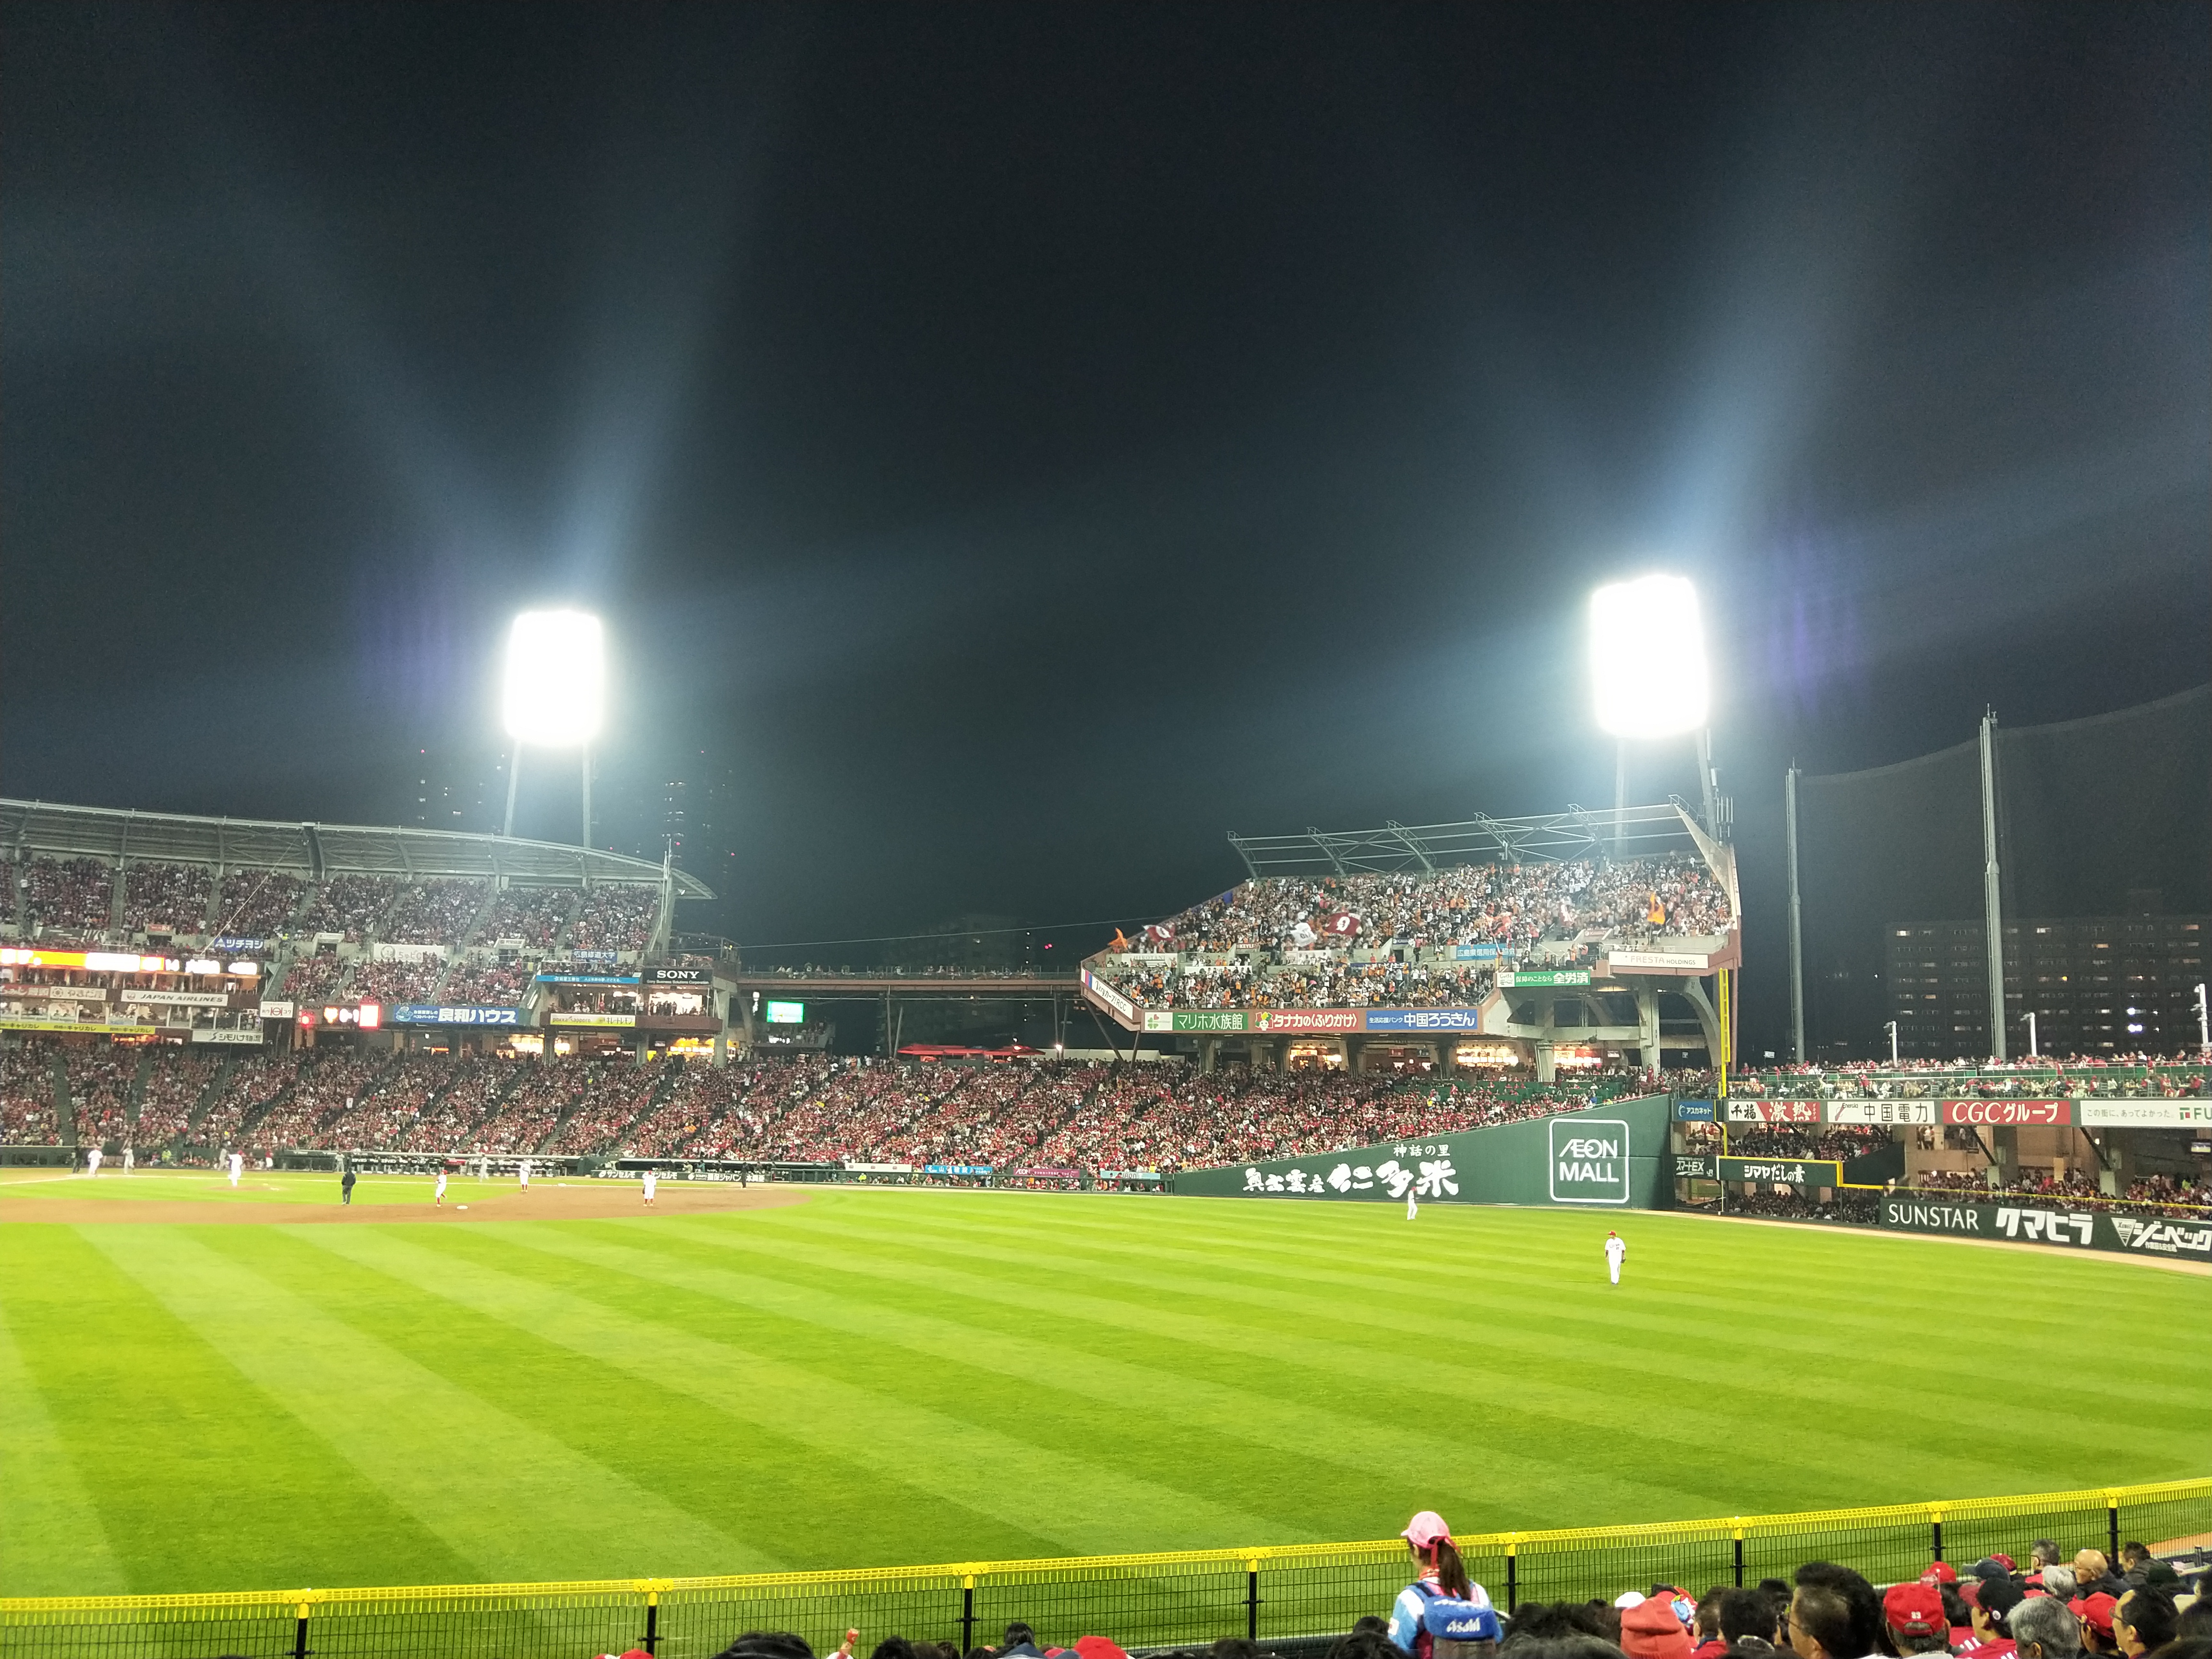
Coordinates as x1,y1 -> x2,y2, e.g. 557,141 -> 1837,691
409,747 -> 500,834
1885,910 -> 2206,1058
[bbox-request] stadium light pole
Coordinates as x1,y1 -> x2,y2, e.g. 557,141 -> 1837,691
501,610 -> 607,846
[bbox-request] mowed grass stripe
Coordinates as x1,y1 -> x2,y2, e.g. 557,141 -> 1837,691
187,1228 -> 837,1575
775,1197 -> 2209,1419
704,1196 -> 2204,1506
295,1223 -> 1298,1558
0,1226 -> 469,1595
88,1226 -> 760,1584
809,1197 -> 2208,1388
476,1218 -> 1694,1541
0,1293 -> 126,1595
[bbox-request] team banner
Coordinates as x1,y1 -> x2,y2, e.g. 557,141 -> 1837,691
1719,1155 -> 1844,1188
1940,1099 -> 2071,1126
1727,1099 -> 1821,1123
1881,1197 -> 2212,1260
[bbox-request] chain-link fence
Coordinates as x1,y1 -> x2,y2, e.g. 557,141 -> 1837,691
5,1480 -> 2205,1659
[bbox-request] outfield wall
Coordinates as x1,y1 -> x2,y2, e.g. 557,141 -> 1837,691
1172,1094 -> 1672,1208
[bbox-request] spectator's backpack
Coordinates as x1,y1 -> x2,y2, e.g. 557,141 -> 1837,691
1412,1582 -> 1501,1659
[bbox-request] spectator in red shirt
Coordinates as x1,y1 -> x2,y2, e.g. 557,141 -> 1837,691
1967,1580 -> 2026,1659
1689,1588 -> 1729,1659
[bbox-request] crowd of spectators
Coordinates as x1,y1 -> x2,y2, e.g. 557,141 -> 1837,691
295,874 -> 402,942
1141,852 -> 1731,957
568,884 -> 658,952
20,856 -> 114,939
62,1047 -> 136,1147
120,861 -> 215,935
437,958 -> 537,1006
353,958 -> 445,1006
250,1055 -> 385,1148
1731,1058 -> 2210,1100
1894,1168 -> 2211,1218
0,1043 -> 57,1142
281,950 -> 352,1005
379,879 -> 489,946
544,1061 -> 672,1154
1721,1126 -> 1893,1162
128,1051 -> 220,1144
479,886 -> 576,949
212,869 -> 309,939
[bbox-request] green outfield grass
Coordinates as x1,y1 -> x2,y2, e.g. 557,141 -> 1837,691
0,1181 -> 2204,1598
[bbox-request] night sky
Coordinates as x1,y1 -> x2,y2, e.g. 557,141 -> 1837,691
5,5 -> 2207,1048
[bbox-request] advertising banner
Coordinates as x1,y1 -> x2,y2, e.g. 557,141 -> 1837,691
1141,1010 -> 1248,1033
1254,1008 -> 1361,1033
2077,1100 -> 2212,1129
191,1027 -> 264,1045
1824,1099 -> 1937,1126
258,999 -> 296,1020
550,1011 -> 636,1028
392,1004 -> 521,1027
1550,1118 -> 1632,1203
1605,950 -> 1708,972
117,988 -> 233,1008
924,1164 -> 993,1176
1727,1099 -> 1821,1123
1674,1153 -> 1719,1178
1364,1008 -> 1484,1031
536,973 -> 640,986
3,984 -> 109,1003
1673,1099 -> 1717,1121
843,1162 -> 914,1174
1498,968 -> 1592,988
644,967 -> 713,986
211,936 -> 268,953
1081,969 -> 1135,1023
372,941 -> 446,963
1176,1096 -> 1671,1209
1881,1198 -> 2209,1260
0,1015 -> 154,1035
1719,1156 -> 1844,1188
1940,1099 -> 2072,1126
1451,944 -> 1509,962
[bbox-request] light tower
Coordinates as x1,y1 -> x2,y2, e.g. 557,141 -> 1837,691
501,610 -> 606,845
1587,573 -> 1716,838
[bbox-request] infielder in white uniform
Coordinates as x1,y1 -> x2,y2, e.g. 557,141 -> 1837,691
122,1145 -> 134,1174
86,1147 -> 103,1178
1604,1230 -> 1626,1286
642,1169 -> 658,1207
518,1158 -> 531,1190
434,1169 -> 448,1207
228,1150 -> 244,1188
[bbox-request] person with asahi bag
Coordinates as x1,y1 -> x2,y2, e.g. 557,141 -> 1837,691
1388,1512 -> 1499,1659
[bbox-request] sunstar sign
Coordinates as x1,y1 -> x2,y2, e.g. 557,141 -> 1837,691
1550,1118 -> 1630,1204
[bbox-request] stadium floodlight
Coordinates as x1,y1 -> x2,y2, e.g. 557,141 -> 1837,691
500,609 -> 606,843
503,610 -> 605,747
1587,575 -> 1708,739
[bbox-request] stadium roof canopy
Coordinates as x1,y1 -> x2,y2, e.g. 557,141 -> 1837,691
1227,801 -> 1709,878
0,798 -> 712,897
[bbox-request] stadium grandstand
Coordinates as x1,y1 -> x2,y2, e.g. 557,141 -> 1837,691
1081,802 -> 1739,1080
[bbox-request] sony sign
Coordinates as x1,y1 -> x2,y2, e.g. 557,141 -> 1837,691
1549,1118 -> 1630,1205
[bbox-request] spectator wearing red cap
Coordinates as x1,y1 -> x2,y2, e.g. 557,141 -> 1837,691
1623,1597 -> 1694,1659
1926,1566 -> 1962,1588
1388,1511 -> 1492,1659
1885,1583 -> 1951,1656
2070,1595 -> 2119,1656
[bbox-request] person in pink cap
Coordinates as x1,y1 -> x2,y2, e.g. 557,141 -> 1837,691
1388,1511 -> 1493,1658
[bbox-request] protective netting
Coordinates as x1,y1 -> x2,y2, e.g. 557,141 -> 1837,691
7,1484 -> 2206,1659
1796,685 -> 2210,1058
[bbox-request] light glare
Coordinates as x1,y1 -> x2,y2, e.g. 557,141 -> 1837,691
1589,575 -> 1709,738
502,610 -> 606,746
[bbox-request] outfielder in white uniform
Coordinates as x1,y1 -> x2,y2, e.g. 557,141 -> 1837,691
1405,1188 -> 1418,1221
86,1147 -> 102,1178
642,1170 -> 658,1207
434,1169 -> 448,1207
518,1159 -> 531,1190
228,1151 -> 244,1188
122,1145 -> 134,1175
1604,1230 -> 1626,1286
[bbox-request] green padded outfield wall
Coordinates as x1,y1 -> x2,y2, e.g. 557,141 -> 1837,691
1172,1094 -> 1673,1208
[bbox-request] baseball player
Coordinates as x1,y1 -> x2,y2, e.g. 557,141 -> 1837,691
122,1145 -> 134,1175
1604,1230 -> 1627,1286
1406,1186 -> 1418,1221
86,1146 -> 103,1178
227,1149 -> 244,1188
642,1169 -> 658,1207
518,1158 -> 531,1190
434,1168 -> 448,1207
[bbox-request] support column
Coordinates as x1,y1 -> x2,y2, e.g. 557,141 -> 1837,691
1786,763 -> 1806,1064
1980,711 -> 2007,1061
1985,1125 -> 2017,1187
1636,984 -> 1661,1076
1199,1038 -> 1219,1075
1533,1039 -> 1556,1083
